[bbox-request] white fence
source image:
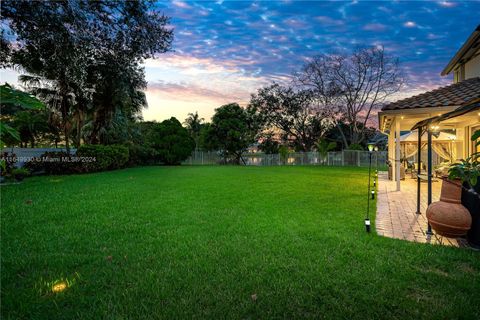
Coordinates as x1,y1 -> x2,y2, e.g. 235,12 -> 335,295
183,150 -> 387,167
2,148 -> 387,168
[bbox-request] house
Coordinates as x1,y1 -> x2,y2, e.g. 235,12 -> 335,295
378,25 -> 480,191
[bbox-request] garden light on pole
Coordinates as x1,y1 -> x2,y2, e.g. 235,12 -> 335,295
365,143 -> 375,233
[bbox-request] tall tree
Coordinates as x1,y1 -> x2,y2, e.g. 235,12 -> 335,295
250,84 -> 333,152
296,47 -> 403,147
1,0 -> 173,149
184,112 -> 204,151
150,118 -> 195,165
207,103 -> 261,164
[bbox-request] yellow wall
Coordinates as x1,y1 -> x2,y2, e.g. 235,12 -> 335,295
465,50 -> 480,80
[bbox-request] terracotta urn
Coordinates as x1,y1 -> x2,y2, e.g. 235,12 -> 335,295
426,178 -> 472,237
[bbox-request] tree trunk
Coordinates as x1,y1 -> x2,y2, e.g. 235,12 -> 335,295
75,113 -> 83,148
60,89 -> 70,154
336,123 -> 349,149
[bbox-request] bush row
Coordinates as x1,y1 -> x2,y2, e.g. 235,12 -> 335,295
25,144 -> 132,175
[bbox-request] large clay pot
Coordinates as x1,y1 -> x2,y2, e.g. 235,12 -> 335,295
426,178 -> 472,238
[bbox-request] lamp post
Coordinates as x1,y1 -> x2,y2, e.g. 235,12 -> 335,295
373,146 -> 379,188
365,143 -> 375,232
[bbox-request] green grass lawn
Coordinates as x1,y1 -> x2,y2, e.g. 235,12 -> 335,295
1,166 -> 479,319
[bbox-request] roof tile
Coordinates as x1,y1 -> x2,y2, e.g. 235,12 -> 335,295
382,77 -> 480,111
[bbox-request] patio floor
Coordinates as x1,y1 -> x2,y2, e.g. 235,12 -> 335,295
376,171 -> 469,247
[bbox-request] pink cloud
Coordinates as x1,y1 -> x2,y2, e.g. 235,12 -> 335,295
315,16 -> 345,27
147,81 -> 244,103
172,1 -> 192,9
362,23 -> 388,32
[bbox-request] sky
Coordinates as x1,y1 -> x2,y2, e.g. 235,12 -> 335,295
2,0 -> 480,123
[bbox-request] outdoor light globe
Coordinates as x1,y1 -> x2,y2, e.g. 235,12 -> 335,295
374,146 -> 379,152
368,144 -> 374,152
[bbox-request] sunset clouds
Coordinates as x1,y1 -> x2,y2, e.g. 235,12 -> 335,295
2,1 -> 479,123
140,0 -> 479,122
142,53 -> 284,121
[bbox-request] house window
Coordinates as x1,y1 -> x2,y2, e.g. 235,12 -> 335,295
454,65 -> 466,83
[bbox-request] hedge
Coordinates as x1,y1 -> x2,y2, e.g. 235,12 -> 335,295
25,145 -> 129,175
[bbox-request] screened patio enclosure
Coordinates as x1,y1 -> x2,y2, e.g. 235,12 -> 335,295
400,130 -> 458,169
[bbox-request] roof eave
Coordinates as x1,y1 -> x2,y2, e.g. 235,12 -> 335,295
411,98 -> 480,130
441,25 -> 480,76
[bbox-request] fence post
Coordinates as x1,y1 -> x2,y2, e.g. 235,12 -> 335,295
342,150 -> 344,166
357,151 -> 360,167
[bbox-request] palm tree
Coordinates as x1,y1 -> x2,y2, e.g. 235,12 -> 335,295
316,138 -> 337,165
13,110 -> 48,148
19,75 -> 77,150
184,112 -> 204,151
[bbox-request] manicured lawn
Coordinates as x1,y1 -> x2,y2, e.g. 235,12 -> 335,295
1,166 -> 479,319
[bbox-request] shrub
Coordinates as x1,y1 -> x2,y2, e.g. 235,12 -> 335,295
24,151 -> 78,175
151,118 -> 195,165
25,145 -> 130,175
278,145 -> 290,165
76,144 -> 129,172
0,152 -> 17,176
348,143 -> 364,151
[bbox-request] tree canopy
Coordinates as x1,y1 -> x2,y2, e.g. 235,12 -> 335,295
150,118 -> 195,165
250,84 -> 333,152
296,46 -> 403,147
1,0 -> 173,150
206,103 -> 261,164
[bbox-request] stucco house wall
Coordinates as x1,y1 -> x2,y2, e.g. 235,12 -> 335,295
465,49 -> 480,80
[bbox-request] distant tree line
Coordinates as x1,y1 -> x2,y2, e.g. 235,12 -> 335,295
0,0 -> 403,171
178,46 -> 403,164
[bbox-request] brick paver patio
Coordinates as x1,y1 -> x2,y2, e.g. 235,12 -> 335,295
376,171 -> 468,247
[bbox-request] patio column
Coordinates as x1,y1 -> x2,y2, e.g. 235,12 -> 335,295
395,118 -> 401,191
388,120 -> 396,182
416,128 -> 422,214
426,127 -> 433,235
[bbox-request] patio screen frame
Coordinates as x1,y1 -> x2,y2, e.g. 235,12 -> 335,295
411,99 -> 480,235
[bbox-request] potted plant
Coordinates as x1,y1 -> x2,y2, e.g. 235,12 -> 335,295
448,129 -> 480,247
12,167 -> 30,182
